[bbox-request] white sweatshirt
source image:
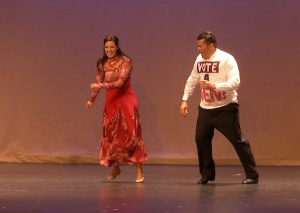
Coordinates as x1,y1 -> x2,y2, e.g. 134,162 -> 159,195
182,48 -> 240,109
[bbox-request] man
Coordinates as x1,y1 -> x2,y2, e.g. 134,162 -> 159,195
180,31 -> 259,184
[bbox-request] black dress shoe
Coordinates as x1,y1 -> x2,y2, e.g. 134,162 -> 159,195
198,177 -> 215,184
242,177 -> 259,184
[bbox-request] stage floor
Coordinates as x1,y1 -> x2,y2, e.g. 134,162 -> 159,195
0,163 -> 299,213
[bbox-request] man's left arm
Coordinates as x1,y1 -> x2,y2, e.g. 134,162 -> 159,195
214,56 -> 240,91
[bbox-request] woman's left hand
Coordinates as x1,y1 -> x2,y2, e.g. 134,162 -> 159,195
90,83 -> 100,89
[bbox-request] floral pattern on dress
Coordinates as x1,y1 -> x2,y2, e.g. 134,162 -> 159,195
89,56 -> 148,167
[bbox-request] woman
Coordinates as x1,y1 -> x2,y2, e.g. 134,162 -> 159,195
86,35 -> 148,183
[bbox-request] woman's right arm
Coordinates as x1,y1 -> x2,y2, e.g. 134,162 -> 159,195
86,67 -> 105,108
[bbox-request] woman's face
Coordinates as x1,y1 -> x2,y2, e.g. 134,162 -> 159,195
104,41 -> 118,58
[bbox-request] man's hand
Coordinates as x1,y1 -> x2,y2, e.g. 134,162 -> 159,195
180,100 -> 188,117
200,80 -> 216,90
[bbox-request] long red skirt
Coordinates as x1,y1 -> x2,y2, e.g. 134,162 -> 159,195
99,80 -> 148,167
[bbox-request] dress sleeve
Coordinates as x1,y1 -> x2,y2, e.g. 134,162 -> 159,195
89,66 -> 105,103
99,57 -> 132,89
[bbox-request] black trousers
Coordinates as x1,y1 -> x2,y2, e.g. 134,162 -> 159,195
195,103 -> 259,179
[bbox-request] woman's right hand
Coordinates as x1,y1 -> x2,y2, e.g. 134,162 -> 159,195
86,101 -> 93,109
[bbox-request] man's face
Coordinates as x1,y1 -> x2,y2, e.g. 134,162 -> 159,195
197,39 -> 214,59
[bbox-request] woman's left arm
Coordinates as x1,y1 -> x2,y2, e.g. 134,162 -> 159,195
100,57 -> 132,89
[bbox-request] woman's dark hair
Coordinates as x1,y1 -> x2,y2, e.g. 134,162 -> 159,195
197,31 -> 217,48
96,35 -> 131,69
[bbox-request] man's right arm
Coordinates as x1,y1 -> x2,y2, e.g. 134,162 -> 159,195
180,100 -> 188,117
180,59 -> 200,117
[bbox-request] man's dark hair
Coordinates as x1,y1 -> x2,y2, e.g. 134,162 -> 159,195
197,31 -> 217,48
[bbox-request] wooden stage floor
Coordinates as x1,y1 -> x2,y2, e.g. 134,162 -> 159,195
0,163 -> 299,213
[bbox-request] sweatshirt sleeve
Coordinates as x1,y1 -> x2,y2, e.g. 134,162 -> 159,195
182,59 -> 200,101
214,55 -> 240,91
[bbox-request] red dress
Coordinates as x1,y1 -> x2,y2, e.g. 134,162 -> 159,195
89,56 -> 148,167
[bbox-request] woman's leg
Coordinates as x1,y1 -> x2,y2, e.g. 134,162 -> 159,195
135,162 -> 144,181
107,162 -> 121,180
